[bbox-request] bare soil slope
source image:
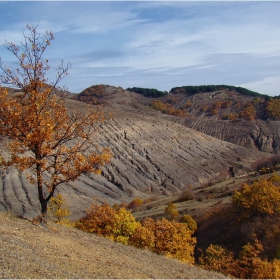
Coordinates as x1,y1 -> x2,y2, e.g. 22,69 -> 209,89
0,212 -> 227,279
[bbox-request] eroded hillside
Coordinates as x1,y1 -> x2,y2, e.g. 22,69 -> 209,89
0,93 -> 273,220
74,85 -> 280,153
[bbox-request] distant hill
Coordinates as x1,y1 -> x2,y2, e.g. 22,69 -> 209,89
170,84 -> 269,98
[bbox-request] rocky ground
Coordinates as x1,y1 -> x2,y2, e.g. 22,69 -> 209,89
0,212 -> 227,279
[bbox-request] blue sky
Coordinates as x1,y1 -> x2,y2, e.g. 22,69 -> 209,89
0,1 -> 280,96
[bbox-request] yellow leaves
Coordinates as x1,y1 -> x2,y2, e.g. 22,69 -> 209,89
47,193 -> 72,225
199,244 -> 236,275
112,207 -> 140,239
265,99 -> 280,120
232,179 -> 280,220
180,214 -> 197,231
164,203 -> 180,220
240,102 -> 257,120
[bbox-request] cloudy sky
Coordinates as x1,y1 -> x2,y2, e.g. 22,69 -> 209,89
0,1 -> 280,96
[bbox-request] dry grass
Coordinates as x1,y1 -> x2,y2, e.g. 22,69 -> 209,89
0,212 -> 228,279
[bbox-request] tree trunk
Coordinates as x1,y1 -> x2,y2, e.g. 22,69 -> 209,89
38,198 -> 48,224
40,198 -> 48,216
37,160 -> 48,224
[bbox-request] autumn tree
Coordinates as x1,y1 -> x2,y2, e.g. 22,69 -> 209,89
199,244 -> 236,276
164,203 -> 180,220
240,102 -> 256,120
0,24 -> 111,222
75,204 -> 117,236
180,214 -> 197,231
144,217 -> 196,263
265,98 -> 280,120
47,193 -> 71,225
232,179 -> 280,221
199,239 -> 280,278
76,204 -> 140,245
127,197 -> 144,210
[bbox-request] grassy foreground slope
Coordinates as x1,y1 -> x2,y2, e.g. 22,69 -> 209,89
0,212 -> 227,279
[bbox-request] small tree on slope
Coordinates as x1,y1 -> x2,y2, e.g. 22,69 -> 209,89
0,24 -> 111,222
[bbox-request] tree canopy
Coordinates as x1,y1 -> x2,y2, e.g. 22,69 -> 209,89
126,87 -> 167,97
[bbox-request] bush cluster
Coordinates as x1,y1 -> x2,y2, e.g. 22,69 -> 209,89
75,204 -> 196,264
150,100 -> 188,117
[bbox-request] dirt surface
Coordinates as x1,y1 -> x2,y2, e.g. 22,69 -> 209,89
0,212 -> 227,279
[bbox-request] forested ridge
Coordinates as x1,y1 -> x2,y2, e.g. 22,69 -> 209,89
170,84 -> 270,98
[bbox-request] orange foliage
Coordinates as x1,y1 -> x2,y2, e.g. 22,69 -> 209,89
240,102 -> 256,120
201,105 -> 208,112
208,101 -> 222,115
199,244 -> 236,276
200,239 -> 280,279
227,113 -> 239,120
232,179 -> 280,220
76,204 -> 116,236
221,99 -> 232,108
143,217 -> 196,263
198,178 -> 280,278
127,197 -> 144,210
76,205 -> 196,264
129,224 -> 155,249
150,100 -> 188,117
75,85 -> 107,105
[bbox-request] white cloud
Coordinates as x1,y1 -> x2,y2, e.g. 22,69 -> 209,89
0,1 -> 280,96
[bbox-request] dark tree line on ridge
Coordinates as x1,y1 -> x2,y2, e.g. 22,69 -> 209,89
170,85 -> 272,99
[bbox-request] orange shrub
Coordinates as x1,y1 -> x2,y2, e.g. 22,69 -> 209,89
127,198 -> 144,210
240,102 -> 256,120
75,204 -> 116,236
200,239 -> 280,279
